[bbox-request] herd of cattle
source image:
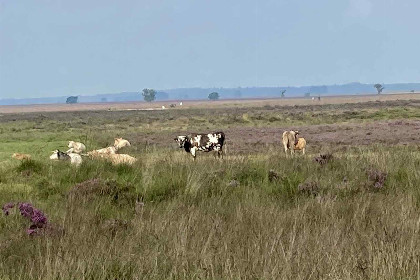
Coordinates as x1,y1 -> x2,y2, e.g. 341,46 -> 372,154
11,130 -> 306,166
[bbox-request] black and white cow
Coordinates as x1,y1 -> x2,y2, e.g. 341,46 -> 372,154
49,149 -> 82,166
174,132 -> 225,159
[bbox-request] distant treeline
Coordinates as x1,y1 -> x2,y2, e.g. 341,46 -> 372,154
1,82 -> 419,105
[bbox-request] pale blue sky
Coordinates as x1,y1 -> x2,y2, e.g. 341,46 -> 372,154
1,0 -> 419,98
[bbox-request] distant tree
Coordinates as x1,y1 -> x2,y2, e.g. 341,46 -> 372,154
208,92 -> 219,100
304,92 -> 311,98
141,88 -> 156,102
280,89 -> 286,98
410,90 -> 415,93
374,84 -> 384,94
66,96 -> 78,104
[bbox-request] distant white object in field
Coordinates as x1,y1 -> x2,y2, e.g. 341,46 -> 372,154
179,102 -> 183,106
312,97 -> 315,100
162,105 -> 166,109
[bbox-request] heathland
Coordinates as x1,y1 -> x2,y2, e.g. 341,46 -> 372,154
0,95 -> 419,279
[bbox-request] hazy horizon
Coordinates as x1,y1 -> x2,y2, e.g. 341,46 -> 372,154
1,0 -> 420,99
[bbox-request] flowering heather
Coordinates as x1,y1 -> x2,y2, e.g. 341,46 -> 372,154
2,202 -> 15,216
18,202 -> 48,227
2,202 -> 49,235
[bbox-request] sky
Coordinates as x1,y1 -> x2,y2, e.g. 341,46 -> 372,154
1,0 -> 419,98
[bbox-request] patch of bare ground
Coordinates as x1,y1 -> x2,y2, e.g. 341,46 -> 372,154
225,120 -> 420,153
125,119 -> 419,154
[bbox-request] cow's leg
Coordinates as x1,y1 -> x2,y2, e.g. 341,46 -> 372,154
217,148 -> 223,159
190,147 -> 197,160
219,149 -> 223,159
302,148 -> 305,155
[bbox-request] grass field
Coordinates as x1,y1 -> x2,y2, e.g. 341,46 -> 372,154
0,97 -> 419,279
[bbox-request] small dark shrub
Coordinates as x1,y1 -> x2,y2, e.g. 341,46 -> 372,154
366,168 -> 387,189
314,154 -> 333,166
15,160 -> 43,175
268,169 -> 281,182
298,181 -> 320,195
69,178 -> 135,206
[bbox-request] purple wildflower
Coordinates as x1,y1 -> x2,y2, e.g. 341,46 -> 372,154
18,202 -> 48,228
2,202 -> 15,216
3,202 -> 49,235
26,225 -> 38,236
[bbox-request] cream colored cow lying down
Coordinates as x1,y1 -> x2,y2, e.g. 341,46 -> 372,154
66,141 -> 86,154
87,138 -> 131,155
88,152 -> 137,165
12,153 -> 31,160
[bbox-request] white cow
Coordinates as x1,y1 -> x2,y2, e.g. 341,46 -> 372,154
282,130 -> 299,155
88,153 -> 137,165
66,141 -> 86,154
50,150 -> 82,167
87,138 -> 131,155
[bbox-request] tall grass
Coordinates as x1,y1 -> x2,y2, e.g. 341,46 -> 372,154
1,146 -> 419,279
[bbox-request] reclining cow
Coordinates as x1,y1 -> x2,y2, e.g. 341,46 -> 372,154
50,150 -> 82,167
87,138 -> 131,155
174,132 -> 225,159
66,141 -> 86,154
12,153 -> 31,161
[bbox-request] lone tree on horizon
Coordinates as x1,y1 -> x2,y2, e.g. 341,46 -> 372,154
374,84 -> 384,94
141,88 -> 156,102
66,96 -> 78,104
281,89 -> 286,98
208,92 -> 219,100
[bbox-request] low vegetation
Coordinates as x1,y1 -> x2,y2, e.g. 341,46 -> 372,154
0,99 -> 419,279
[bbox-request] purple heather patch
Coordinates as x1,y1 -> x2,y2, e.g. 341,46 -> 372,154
2,202 -> 49,235
2,202 -> 15,216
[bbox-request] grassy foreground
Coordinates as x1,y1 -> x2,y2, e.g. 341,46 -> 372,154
0,101 -> 419,279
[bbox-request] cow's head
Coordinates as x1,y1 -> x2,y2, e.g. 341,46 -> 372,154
174,136 -> 188,148
50,150 -> 69,160
68,141 -> 75,148
114,138 -> 131,148
49,150 -> 60,160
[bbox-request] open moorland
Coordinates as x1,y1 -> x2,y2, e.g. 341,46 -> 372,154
0,96 -> 419,279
